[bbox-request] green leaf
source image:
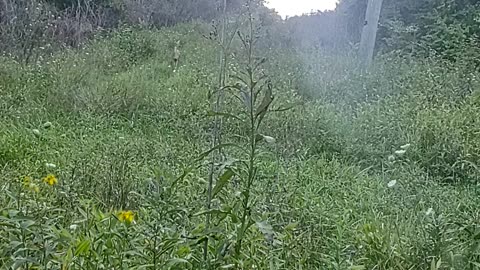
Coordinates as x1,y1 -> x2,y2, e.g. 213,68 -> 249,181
75,239 -> 91,256
284,222 -> 298,231
254,133 -> 264,143
170,164 -> 196,190
272,101 -> 303,112
471,262 -> 480,268
196,143 -> 245,162
176,245 -> 191,257
256,81 -> 274,127
132,265 -> 155,270
229,212 -> 239,224
9,241 -> 23,250
349,266 -> 365,270
193,209 -> 229,217
166,258 -> 191,267
253,57 -> 267,71
0,222 -> 15,228
19,220 -> 35,229
212,169 -> 235,198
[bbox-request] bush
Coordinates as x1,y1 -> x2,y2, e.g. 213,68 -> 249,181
270,49 -> 480,184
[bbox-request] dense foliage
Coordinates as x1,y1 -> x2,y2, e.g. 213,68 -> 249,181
290,0 -> 480,64
0,1 -> 479,269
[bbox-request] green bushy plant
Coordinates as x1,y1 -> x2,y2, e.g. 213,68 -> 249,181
1,7 -> 480,269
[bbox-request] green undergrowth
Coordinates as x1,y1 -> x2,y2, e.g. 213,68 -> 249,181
0,24 -> 479,269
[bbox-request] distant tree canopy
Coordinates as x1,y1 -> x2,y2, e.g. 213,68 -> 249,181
1,0 -> 479,65
46,0 -> 109,9
0,0 -> 255,58
41,0 -> 252,26
284,0 -> 480,64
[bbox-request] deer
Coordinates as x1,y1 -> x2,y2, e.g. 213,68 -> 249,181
173,40 -> 180,72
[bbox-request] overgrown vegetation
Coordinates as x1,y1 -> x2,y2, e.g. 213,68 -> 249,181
1,0 -> 479,269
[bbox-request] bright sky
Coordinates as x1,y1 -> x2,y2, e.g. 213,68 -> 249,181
265,0 -> 338,18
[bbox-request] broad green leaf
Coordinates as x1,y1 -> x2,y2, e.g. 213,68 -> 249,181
9,241 -> 23,250
75,239 -> 91,256
212,169 -> 234,198
256,82 -> 274,127
19,220 -> 35,229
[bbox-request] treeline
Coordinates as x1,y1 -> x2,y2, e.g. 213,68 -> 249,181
286,0 -> 480,65
0,0 -> 250,61
1,0 -> 479,65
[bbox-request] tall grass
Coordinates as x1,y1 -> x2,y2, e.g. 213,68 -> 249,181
0,20 -> 479,269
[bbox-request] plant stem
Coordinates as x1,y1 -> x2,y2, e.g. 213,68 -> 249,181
204,0 -> 228,265
235,5 -> 256,257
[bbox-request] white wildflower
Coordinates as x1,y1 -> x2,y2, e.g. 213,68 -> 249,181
426,208 -> 434,216
45,163 -> 57,169
263,135 -> 276,144
387,180 -> 397,188
43,121 -> 52,129
394,150 -> 406,156
32,129 -> 41,137
400,144 -> 411,150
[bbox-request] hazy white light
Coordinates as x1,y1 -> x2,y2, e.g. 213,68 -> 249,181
265,0 -> 338,18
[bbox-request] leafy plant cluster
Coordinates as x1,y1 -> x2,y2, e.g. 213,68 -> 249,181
0,6 -> 479,270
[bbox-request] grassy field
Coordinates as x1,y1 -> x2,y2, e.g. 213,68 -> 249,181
0,24 -> 479,269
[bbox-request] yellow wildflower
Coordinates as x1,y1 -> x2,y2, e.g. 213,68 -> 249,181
118,210 -> 135,223
22,176 -> 40,193
23,176 -> 33,187
43,174 -> 58,186
32,185 -> 40,193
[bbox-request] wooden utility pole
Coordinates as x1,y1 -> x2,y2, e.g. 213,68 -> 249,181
359,0 -> 384,69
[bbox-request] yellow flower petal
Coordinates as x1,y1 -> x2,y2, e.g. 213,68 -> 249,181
117,210 -> 135,224
43,174 -> 58,186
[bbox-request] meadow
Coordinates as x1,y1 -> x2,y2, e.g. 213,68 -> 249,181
0,23 -> 479,269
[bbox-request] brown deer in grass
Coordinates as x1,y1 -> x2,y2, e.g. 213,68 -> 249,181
173,40 -> 180,72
